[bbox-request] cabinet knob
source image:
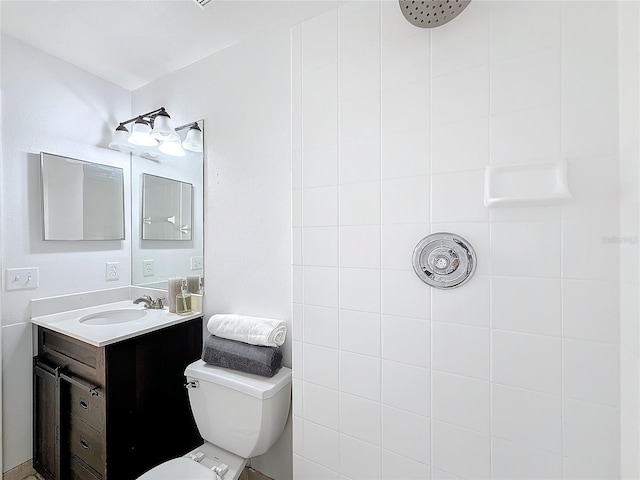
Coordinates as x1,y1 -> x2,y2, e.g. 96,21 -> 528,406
80,400 -> 89,410
80,439 -> 90,450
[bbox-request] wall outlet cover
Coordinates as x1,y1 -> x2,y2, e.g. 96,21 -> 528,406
105,262 -> 119,281
190,256 -> 203,270
143,259 -> 154,277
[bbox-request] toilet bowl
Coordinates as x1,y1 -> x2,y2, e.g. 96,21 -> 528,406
137,359 -> 292,480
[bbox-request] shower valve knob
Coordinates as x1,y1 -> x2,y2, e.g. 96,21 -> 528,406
413,232 -> 477,289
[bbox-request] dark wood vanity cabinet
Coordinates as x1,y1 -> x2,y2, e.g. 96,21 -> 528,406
34,318 -> 204,480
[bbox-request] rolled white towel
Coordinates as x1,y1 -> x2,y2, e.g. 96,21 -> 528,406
207,314 -> 287,347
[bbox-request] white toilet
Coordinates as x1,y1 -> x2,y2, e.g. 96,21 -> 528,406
138,359 -> 292,480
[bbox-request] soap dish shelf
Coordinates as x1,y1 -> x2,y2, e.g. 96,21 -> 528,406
484,159 -> 572,207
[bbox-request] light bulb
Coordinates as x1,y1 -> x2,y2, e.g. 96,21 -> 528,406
129,117 -> 158,146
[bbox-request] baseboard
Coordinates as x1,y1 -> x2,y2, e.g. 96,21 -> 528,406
3,459 -> 35,480
245,467 -> 274,480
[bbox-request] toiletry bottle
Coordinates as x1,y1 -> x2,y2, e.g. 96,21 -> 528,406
176,279 -> 192,315
187,275 -> 201,294
168,277 -> 183,313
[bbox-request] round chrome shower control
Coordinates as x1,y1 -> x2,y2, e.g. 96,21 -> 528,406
412,233 -> 476,289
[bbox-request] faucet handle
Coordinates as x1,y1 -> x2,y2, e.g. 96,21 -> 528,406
153,297 -> 165,309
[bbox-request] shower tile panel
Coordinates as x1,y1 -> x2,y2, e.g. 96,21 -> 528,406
381,315 -> 430,367
339,392 -> 382,445
432,371 -> 491,434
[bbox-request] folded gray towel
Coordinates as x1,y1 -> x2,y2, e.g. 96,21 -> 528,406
201,334 -> 283,377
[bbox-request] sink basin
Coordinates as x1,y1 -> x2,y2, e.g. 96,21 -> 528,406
79,309 -> 147,326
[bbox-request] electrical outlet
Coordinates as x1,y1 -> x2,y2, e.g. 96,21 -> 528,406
105,262 -> 119,281
190,256 -> 203,270
143,259 -> 154,277
5,267 -> 39,291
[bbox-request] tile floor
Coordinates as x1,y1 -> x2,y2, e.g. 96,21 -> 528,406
19,468 -> 269,480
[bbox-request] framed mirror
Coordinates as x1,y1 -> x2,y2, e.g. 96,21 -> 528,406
142,174 -> 193,241
131,121 -> 204,288
40,152 -> 125,241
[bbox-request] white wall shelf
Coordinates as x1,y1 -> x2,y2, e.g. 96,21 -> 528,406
484,159 -> 572,207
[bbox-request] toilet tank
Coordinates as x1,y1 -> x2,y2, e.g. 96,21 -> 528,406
184,360 -> 292,459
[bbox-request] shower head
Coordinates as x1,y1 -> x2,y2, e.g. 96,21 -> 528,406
399,0 -> 471,28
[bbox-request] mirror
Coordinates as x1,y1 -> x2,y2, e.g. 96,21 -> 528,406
41,152 -> 125,241
142,174 -> 193,241
131,121 -> 204,288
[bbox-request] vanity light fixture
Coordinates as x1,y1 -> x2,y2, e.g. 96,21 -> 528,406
109,107 -> 183,156
151,109 -> 180,142
180,122 -> 204,153
129,116 -> 158,146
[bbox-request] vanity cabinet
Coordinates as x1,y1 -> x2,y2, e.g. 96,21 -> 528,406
33,317 -> 204,480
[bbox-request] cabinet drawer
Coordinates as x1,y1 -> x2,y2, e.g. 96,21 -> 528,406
70,456 -> 102,480
69,417 -> 105,476
41,329 -> 98,369
68,383 -> 104,432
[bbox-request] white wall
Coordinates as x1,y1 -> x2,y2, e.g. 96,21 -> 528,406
0,34 -> 131,472
132,25 -> 293,480
618,2 -> 640,478
292,2 -> 624,478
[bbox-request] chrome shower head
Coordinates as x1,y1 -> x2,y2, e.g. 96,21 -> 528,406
399,0 -> 471,28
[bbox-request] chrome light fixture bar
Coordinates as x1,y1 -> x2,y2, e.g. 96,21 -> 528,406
109,107 -> 188,157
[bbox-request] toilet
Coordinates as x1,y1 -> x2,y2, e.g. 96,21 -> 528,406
138,359 -> 292,480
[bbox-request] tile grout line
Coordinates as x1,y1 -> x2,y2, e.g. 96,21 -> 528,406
488,3 -> 494,477
558,3 -> 566,478
299,19 -> 306,461
335,6 -> 342,477
377,2 -> 384,477
428,20 -> 434,479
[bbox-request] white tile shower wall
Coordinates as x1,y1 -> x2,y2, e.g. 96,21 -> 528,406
293,1 -> 624,479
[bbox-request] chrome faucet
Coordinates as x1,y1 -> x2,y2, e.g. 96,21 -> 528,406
133,295 -> 165,309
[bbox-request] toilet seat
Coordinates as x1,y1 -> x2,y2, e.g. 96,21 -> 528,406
137,457 -> 216,480
136,443 -> 248,480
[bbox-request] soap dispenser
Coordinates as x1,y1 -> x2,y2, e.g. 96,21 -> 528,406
176,279 -> 192,315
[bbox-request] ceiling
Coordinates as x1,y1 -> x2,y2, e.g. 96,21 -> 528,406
0,0 -> 340,91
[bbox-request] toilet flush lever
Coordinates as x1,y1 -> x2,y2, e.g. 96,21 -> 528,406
184,380 -> 199,389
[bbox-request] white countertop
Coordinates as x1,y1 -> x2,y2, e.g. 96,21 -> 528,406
31,299 -> 203,347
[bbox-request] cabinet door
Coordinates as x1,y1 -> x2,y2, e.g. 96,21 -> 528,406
33,359 -> 60,480
105,318 -> 203,479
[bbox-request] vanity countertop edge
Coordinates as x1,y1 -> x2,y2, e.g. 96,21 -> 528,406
31,299 -> 203,347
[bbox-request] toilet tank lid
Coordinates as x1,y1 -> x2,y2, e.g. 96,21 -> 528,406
185,360 -> 292,399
